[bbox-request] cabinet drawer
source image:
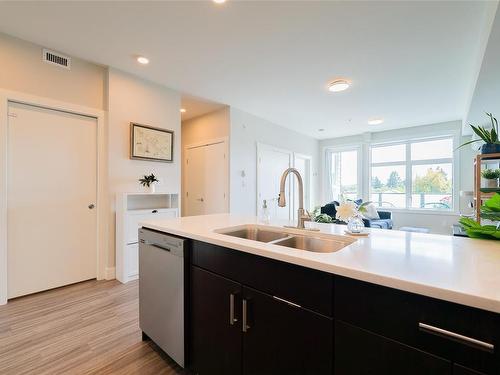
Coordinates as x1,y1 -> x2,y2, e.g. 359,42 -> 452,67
191,241 -> 333,316
126,209 -> 177,244
335,320 -> 451,374
335,276 -> 499,374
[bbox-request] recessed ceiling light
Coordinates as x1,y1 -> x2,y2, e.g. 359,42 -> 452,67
137,56 -> 149,65
213,0 -> 226,3
180,108 -> 187,113
318,128 -> 325,132
328,79 -> 350,92
368,118 -> 384,125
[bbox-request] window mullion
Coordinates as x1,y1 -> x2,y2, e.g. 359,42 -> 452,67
405,142 -> 412,209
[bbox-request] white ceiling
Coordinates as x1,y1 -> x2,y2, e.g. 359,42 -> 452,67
466,4 -> 500,132
0,1 -> 494,139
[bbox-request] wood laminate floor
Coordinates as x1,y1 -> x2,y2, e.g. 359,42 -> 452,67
0,279 -> 184,375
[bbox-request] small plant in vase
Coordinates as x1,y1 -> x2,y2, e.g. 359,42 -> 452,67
482,169 -> 500,189
139,173 -> 159,193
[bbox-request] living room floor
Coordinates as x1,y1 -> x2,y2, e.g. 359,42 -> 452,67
0,279 -> 183,375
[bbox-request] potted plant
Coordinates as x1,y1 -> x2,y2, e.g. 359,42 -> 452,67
459,112 -> 500,154
459,193 -> 500,240
481,169 -> 500,188
139,173 -> 159,193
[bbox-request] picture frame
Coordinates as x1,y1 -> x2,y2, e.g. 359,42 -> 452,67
130,122 -> 174,162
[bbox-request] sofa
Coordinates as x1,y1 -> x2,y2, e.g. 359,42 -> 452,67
320,201 -> 393,229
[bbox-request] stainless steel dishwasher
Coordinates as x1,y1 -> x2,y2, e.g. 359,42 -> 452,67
139,227 -> 186,368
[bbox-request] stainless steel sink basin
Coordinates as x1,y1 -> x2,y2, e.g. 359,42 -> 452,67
272,235 -> 351,253
221,227 -> 289,243
216,224 -> 356,253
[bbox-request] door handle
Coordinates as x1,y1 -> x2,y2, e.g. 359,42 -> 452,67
242,299 -> 250,332
229,293 -> 238,326
196,198 -> 204,202
88,203 -> 95,209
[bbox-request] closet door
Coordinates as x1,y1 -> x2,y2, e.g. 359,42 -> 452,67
7,102 -> 97,298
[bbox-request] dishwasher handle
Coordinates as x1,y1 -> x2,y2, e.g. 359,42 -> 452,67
139,239 -> 184,257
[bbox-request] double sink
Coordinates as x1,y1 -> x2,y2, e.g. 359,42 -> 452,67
216,224 -> 356,253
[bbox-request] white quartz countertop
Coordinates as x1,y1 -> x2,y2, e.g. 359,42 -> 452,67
141,214 -> 500,314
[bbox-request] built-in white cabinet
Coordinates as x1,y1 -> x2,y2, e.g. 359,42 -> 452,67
116,192 -> 179,283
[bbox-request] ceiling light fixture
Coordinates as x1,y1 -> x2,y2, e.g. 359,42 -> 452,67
137,56 -> 149,65
328,79 -> 350,92
368,118 -> 384,125
180,108 -> 187,113
213,0 -> 226,3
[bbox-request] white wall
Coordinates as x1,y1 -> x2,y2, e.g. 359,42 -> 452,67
181,107 -> 230,215
182,107 -> 230,146
0,33 -> 182,273
229,107 -> 320,215
0,32 -> 105,109
107,68 -> 181,266
319,120 -> 476,234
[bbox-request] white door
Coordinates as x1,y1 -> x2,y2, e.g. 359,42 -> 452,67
185,142 -> 228,216
257,145 -> 292,220
7,102 -> 97,299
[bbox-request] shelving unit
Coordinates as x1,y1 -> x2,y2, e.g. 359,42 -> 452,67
115,192 -> 179,283
473,153 -> 500,222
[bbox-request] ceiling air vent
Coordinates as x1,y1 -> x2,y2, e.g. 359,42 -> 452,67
42,49 -> 71,69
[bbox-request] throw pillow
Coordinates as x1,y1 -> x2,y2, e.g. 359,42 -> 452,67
362,203 -> 380,220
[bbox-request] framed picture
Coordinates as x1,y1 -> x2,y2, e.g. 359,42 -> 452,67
130,123 -> 174,162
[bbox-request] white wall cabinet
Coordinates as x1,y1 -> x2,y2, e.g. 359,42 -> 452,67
116,192 -> 179,283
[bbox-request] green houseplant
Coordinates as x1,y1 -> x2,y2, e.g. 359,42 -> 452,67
459,112 -> 500,154
459,193 -> 500,240
139,173 -> 159,193
481,169 -> 500,188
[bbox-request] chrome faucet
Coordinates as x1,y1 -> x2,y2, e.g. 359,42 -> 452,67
278,168 -> 315,230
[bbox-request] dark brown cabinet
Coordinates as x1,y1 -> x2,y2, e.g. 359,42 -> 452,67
190,266 -> 332,375
242,286 -> 332,375
454,364 -> 488,375
190,266 -> 242,375
335,321 -> 451,375
185,239 -> 499,375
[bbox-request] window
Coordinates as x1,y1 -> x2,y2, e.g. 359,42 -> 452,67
326,149 -> 359,201
370,137 -> 454,211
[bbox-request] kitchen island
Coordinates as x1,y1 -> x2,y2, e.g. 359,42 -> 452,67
141,213 -> 500,374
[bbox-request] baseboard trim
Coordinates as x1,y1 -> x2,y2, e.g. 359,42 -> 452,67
105,267 -> 116,280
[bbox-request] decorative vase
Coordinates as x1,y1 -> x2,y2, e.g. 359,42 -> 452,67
147,184 -> 156,193
481,143 -> 500,154
347,216 -> 365,233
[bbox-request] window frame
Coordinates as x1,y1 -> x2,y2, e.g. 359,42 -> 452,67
324,145 -> 362,203
369,135 -> 456,213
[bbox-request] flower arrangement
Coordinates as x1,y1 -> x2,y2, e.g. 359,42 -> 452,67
335,201 -> 372,222
335,201 -> 373,234
335,201 -> 358,222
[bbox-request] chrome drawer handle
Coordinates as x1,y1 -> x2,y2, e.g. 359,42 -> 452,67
273,295 -> 301,308
418,323 -> 494,352
242,299 -> 250,333
229,293 -> 238,326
